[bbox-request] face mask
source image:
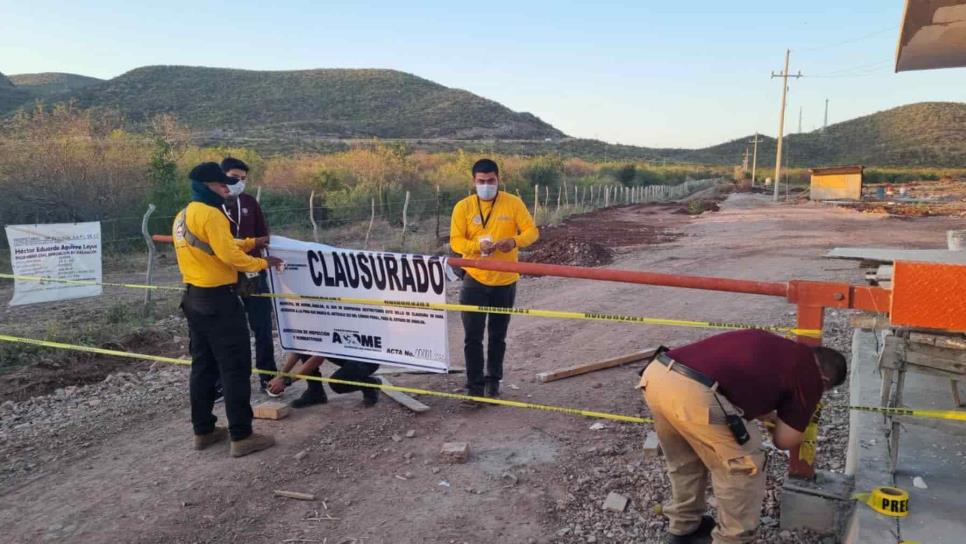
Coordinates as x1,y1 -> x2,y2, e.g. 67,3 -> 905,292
475,184 -> 498,200
227,180 -> 246,197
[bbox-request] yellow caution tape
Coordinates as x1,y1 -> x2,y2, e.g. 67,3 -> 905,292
797,402 -> 823,465
0,333 -> 651,424
1,333 -> 964,425
853,486 -> 910,518
0,273 -> 821,338
848,404 -> 966,423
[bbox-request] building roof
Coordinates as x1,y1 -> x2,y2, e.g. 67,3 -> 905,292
896,0 -> 966,72
810,166 -> 865,176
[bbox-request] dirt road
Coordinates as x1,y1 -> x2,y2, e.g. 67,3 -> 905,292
1,194 -> 960,544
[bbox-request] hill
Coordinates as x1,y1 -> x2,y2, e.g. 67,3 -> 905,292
668,102 -> 966,168
9,72 -> 103,97
35,65 -> 564,140
0,71 -> 32,112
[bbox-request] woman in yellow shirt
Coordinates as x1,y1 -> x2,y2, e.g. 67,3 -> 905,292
450,159 -> 539,399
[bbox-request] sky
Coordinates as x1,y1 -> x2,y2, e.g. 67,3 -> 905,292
1,0 -> 963,148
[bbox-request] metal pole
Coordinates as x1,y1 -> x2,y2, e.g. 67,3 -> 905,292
774,49 -> 791,202
309,190 -> 319,242
140,204 -> 157,317
750,133 -> 761,186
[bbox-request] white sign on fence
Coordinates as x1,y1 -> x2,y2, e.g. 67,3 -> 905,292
5,222 -> 102,306
267,236 -> 450,372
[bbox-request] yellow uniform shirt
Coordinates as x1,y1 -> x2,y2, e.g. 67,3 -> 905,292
173,201 -> 267,287
450,191 -> 539,286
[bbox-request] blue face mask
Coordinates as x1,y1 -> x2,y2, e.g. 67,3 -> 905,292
475,184 -> 498,201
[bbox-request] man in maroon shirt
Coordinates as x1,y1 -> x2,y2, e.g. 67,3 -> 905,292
220,157 -> 278,395
638,330 -> 847,544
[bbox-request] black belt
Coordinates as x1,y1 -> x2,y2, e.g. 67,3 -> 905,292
185,284 -> 237,295
654,352 -> 718,390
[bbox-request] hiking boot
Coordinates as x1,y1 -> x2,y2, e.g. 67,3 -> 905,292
484,380 -> 501,398
361,386 -> 379,407
667,515 -> 715,544
291,388 -> 327,409
193,426 -> 228,450
230,432 -> 276,458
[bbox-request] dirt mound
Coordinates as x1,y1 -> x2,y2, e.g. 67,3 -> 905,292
673,199 -> 721,215
522,238 -> 614,267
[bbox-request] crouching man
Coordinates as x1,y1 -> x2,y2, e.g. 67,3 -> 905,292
639,330 -> 847,544
267,352 -> 380,408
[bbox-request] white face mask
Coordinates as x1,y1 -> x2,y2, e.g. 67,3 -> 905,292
475,183 -> 498,200
227,180 -> 246,197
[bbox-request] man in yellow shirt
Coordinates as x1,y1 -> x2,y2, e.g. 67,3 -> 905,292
450,159 -> 539,399
174,162 -> 283,458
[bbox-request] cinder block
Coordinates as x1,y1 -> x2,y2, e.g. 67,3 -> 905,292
602,492 -> 629,512
643,431 -> 662,459
779,470 -> 853,535
440,442 -> 469,463
253,401 -> 291,420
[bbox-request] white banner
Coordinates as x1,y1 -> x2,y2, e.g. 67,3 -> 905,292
5,222 -> 102,306
267,236 -> 449,372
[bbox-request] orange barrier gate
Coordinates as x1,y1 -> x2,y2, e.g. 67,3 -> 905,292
153,234 -> 908,479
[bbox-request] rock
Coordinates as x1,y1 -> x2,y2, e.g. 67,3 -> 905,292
502,471 -> 519,485
643,432 -> 662,458
602,492 -> 629,512
391,434 -> 403,442
405,429 -> 416,438
913,476 -> 928,489
440,442 -> 469,463
294,449 -> 308,461
589,422 -> 606,431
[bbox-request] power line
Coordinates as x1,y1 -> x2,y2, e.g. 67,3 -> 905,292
798,25 -> 898,53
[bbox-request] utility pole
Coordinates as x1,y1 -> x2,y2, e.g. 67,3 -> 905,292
771,49 -> 802,202
823,98 -> 829,131
798,106 -> 803,134
742,147 -> 750,172
749,133 -> 762,186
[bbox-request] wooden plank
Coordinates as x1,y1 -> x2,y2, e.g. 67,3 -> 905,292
904,342 -> 966,366
253,401 -> 291,420
377,377 -> 430,413
536,348 -> 657,383
273,490 -> 315,501
899,357 -> 966,379
850,314 -> 891,330
908,332 -> 966,351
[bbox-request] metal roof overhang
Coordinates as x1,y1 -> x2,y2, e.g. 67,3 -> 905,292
895,0 -> 966,71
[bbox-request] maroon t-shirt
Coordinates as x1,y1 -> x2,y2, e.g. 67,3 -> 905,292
666,330 -> 823,432
224,193 -> 268,256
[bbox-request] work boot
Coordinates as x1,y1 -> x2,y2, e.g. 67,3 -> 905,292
667,515 -> 715,544
290,381 -> 327,409
461,386 -> 485,408
230,432 -> 276,458
484,380 -> 500,398
193,426 -> 228,450
361,386 -> 379,407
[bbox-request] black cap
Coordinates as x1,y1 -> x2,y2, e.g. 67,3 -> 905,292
189,162 -> 238,185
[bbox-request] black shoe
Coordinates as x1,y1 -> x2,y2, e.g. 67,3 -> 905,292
362,387 -> 379,407
667,515 -> 715,544
290,389 -> 327,409
484,380 -> 500,398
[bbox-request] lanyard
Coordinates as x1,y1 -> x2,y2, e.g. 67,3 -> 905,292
222,203 -> 241,238
476,191 -> 498,229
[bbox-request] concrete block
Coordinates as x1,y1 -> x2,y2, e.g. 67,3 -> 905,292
643,431 -> 662,459
779,470 -> 853,535
602,492 -> 629,512
253,401 -> 291,420
440,442 -> 469,463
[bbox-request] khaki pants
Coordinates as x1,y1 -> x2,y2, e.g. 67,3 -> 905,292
640,362 -> 766,544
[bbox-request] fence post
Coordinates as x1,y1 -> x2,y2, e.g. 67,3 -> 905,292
435,185 -> 441,241
255,186 -> 262,203
556,187 -> 561,213
533,184 -> 539,219
400,190 -> 411,245
365,198 -> 375,249
141,203 -> 157,318
574,186 -> 578,208
563,182 -> 568,207
309,191 -> 320,242
544,186 -> 550,210
605,186 -> 610,207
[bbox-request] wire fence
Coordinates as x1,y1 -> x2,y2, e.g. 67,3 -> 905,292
0,180 -> 721,253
